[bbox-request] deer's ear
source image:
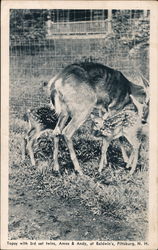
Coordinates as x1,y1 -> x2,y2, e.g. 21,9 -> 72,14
43,81 -> 48,87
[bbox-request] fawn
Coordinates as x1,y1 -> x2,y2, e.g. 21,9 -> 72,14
91,95 -> 148,174
23,106 -> 59,171
23,106 -> 73,173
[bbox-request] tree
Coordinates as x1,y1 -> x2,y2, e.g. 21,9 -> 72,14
10,9 -> 49,42
111,10 -> 149,51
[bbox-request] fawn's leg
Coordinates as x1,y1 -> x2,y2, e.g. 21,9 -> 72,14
117,140 -> 129,163
22,128 -> 36,165
26,135 -> 36,166
125,133 -> 140,175
22,137 -> 28,161
98,137 -> 111,172
52,135 -> 60,172
22,127 -> 35,159
130,146 -> 140,175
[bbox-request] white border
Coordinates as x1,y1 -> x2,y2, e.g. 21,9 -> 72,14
1,1 -> 158,249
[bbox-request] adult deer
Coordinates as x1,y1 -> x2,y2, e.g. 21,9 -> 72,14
46,62 -> 148,175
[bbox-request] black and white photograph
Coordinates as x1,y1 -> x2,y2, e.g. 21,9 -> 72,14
1,1 -> 158,249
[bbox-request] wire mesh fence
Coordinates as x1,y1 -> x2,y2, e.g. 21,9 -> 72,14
10,9 -> 150,117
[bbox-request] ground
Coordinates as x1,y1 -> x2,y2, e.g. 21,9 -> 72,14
8,117 -> 149,241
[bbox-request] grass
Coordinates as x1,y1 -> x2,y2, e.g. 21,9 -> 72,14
9,115 -> 149,240
9,51 -> 149,240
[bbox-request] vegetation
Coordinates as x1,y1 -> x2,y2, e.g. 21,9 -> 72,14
10,10 -> 49,42
112,10 -> 149,49
9,115 -> 149,240
10,10 -> 149,49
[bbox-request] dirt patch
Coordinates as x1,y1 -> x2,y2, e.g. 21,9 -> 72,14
9,183 -> 142,241
9,165 -> 148,241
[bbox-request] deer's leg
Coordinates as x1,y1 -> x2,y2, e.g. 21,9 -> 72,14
58,113 -> 70,133
22,137 -> 28,161
142,101 -> 149,124
62,110 -> 91,140
130,144 -> 140,175
62,111 -> 93,174
22,127 -> 35,161
99,137 -> 111,172
54,86 -> 96,173
125,133 -> 140,175
53,111 -> 69,135
26,129 -> 37,166
46,111 -> 70,174
64,136 -> 83,174
27,139 -> 36,166
52,136 -> 60,172
117,140 -> 129,164
33,129 -> 59,171
51,113 -> 70,173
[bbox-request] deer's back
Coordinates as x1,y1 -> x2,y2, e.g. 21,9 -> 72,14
100,104 -> 140,138
54,63 -> 132,112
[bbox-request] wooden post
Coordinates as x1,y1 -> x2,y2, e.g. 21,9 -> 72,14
107,9 -> 112,33
66,10 -> 70,34
46,14 -> 52,37
90,9 -> 93,21
144,10 -> 148,18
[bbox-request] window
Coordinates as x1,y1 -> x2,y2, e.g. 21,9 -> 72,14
49,10 -> 107,23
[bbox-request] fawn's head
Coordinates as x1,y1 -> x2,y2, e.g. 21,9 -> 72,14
90,114 -> 105,137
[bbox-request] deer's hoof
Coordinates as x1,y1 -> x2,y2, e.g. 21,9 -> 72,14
128,169 -> 135,176
38,164 -> 48,175
125,165 -> 132,171
74,170 -> 83,176
98,167 -> 104,173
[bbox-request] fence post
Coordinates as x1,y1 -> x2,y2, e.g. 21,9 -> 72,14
144,10 -> 148,18
107,9 -> 112,33
46,15 -> 52,37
